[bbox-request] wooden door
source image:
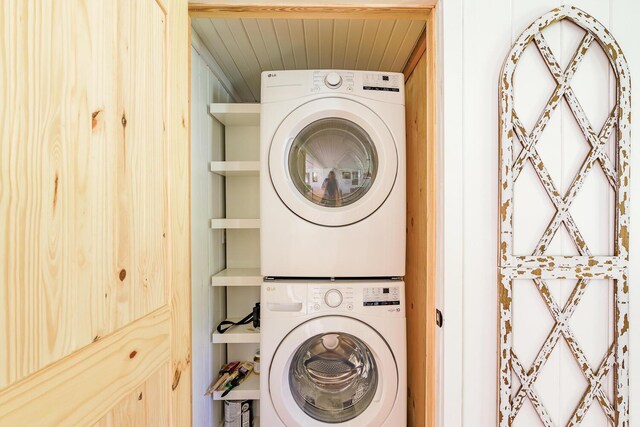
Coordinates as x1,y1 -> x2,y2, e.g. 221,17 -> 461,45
0,0 -> 191,425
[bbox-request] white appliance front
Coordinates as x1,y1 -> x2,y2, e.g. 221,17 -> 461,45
260,70 -> 406,278
260,281 -> 407,427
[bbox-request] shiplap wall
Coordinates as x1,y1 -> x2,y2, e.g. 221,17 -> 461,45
190,43 -> 231,427
439,0 -> 640,425
191,18 -> 425,101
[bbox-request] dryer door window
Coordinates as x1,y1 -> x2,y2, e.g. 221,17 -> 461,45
288,332 -> 378,423
288,118 -> 378,208
268,98 -> 399,227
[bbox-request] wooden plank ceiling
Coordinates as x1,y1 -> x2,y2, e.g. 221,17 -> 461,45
192,18 -> 425,102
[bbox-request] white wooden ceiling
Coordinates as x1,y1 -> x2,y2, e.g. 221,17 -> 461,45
192,18 -> 425,102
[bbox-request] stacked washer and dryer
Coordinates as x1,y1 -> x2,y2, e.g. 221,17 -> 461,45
260,70 -> 407,426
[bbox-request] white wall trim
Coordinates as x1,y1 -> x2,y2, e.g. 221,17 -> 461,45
191,28 -> 242,103
436,0 -> 464,425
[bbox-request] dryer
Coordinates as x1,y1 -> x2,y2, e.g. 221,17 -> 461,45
260,280 -> 407,426
260,70 -> 406,278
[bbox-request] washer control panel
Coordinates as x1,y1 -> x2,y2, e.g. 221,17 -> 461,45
305,283 -> 403,314
310,285 -> 355,312
264,282 -> 404,317
363,286 -> 401,306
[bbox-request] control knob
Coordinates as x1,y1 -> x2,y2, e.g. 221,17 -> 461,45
324,289 -> 343,308
324,72 -> 342,89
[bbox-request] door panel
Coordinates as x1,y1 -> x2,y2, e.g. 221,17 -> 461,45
0,0 -> 190,424
92,362 -> 171,427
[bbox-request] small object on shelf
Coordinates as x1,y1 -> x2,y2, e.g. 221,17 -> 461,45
224,400 -> 254,427
216,303 -> 260,334
209,361 -> 260,400
206,361 -> 240,396
253,350 -> 260,374
220,362 -> 254,398
212,371 -> 260,401
211,321 -> 260,344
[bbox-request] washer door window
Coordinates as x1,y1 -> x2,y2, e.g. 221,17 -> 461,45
269,317 -> 398,426
269,98 -> 398,227
289,332 -> 378,423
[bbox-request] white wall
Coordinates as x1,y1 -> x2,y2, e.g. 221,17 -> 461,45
440,0 -> 640,425
190,41 -> 232,427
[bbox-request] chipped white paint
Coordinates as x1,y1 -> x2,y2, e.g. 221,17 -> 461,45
499,6 -> 631,426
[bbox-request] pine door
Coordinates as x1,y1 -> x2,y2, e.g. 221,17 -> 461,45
0,0 -> 191,424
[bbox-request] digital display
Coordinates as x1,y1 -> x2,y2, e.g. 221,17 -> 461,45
382,75 -> 389,81
364,301 -> 400,306
383,288 -> 389,294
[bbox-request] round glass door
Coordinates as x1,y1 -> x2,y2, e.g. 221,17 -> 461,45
268,98 -> 398,227
288,118 -> 378,208
289,332 -> 378,423
269,316 -> 398,426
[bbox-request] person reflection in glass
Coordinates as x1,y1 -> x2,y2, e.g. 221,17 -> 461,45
321,170 -> 342,207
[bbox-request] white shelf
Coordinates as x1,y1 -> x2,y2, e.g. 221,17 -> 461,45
210,219 -> 260,229
209,103 -> 260,126
212,319 -> 260,344
212,372 -> 260,401
212,268 -> 262,287
210,161 -> 259,176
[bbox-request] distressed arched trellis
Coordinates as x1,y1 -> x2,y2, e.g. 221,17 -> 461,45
498,6 -> 631,427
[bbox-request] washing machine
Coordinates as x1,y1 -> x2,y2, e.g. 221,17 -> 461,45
260,280 -> 407,426
260,70 -> 406,278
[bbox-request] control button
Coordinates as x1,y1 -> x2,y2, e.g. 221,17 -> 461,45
313,303 -> 320,311
324,72 -> 342,89
324,289 -> 343,308
347,303 -> 353,310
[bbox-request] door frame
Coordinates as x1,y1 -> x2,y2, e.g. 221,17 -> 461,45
187,3 -> 440,426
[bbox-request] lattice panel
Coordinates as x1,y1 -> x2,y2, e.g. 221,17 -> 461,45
498,6 -> 631,427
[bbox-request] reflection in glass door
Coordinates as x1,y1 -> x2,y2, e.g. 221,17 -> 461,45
288,118 -> 378,208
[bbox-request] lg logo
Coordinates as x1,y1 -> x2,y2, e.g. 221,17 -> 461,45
267,73 -> 277,78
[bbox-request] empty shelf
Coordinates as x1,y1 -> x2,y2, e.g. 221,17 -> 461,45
212,372 -> 260,401
211,320 -> 260,344
212,268 -> 262,287
209,103 -> 260,126
210,219 -> 260,229
210,161 -> 260,176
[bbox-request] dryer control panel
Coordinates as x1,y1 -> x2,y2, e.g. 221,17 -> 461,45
312,70 -> 355,92
261,70 -> 405,105
362,73 -> 401,93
